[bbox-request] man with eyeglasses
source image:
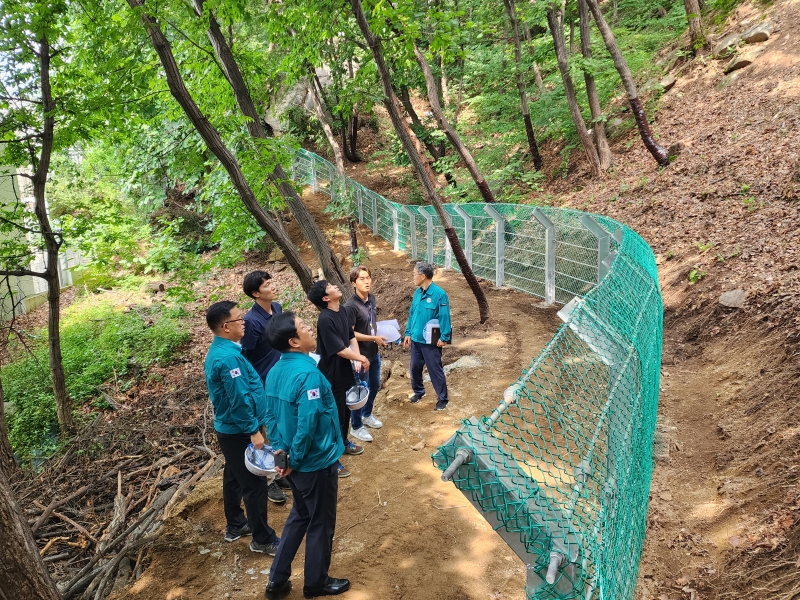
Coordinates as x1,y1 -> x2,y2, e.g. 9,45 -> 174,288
203,301 -> 281,555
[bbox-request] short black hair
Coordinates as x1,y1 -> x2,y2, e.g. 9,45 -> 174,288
414,261 -> 434,279
206,301 -> 237,331
307,280 -> 329,309
243,270 -> 272,299
267,311 -> 298,352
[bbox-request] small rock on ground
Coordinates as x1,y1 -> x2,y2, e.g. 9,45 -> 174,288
719,289 -> 746,308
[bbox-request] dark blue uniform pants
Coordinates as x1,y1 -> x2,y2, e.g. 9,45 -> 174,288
269,463 -> 339,588
409,341 -> 448,404
216,431 -> 277,545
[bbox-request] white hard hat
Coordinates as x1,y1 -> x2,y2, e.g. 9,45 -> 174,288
376,322 -> 401,343
244,444 -> 276,478
346,382 -> 369,410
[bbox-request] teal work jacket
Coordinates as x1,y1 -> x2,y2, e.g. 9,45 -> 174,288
404,282 -> 452,344
204,337 -> 266,436
264,352 -> 344,472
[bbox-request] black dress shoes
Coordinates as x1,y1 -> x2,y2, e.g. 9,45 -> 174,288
302,577 -> 351,598
265,579 -> 292,600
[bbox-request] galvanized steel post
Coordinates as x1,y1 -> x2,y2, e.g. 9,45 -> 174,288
422,207 -> 435,264
356,187 -> 363,224
533,208 -> 556,305
484,205 -> 505,287
580,215 -> 611,282
390,202 -> 400,251
401,206 -> 418,260
452,205 -> 473,267
371,193 -> 378,233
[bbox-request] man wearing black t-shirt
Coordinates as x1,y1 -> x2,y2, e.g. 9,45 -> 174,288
307,280 -> 370,478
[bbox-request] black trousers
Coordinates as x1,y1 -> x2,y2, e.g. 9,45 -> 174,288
332,388 -> 350,448
409,341 -> 448,404
269,463 -> 339,588
216,431 -> 277,544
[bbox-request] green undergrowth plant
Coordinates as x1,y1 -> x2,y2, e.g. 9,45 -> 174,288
2,296 -> 191,459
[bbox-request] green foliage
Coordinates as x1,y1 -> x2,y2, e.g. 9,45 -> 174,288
688,266 -> 706,284
2,297 -> 190,457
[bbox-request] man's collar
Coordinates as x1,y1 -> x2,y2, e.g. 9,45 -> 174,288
213,336 -> 242,348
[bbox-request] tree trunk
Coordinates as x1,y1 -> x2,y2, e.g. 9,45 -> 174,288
397,86 -> 458,188
307,77 -> 359,257
683,0 -> 705,50
396,84 -> 458,187
0,379 -> 16,478
351,0 -> 490,323
578,0 -> 612,170
414,46 -> 496,203
0,466 -> 62,600
584,0 -> 671,166
547,7 -> 602,178
128,0 -> 315,291
502,0 -> 543,170
195,0 -> 349,295
33,37 -> 73,435
348,113 -> 360,161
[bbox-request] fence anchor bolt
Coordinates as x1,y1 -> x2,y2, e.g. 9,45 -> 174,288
441,449 -> 473,482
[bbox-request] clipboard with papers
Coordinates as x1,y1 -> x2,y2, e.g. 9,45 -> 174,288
424,319 -> 441,345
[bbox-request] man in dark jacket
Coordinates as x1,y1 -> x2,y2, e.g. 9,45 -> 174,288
203,301 -> 280,554
241,270 -> 288,504
263,312 -> 350,600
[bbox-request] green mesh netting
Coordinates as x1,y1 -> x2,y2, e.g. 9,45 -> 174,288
292,149 -> 662,600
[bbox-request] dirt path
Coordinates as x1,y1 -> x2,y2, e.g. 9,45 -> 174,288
112,189 -> 562,600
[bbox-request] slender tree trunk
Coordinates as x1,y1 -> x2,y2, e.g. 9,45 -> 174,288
584,0 -> 671,166
308,77 -> 359,257
0,466 -> 62,599
350,0 -> 490,323
547,7 -> 602,178
33,37 -> 73,435
195,1 -> 349,295
414,46 -> 496,203
128,0 -> 315,291
0,379 -> 16,478
397,86 -> 458,188
532,62 -> 545,94
348,114 -> 360,160
683,0 -> 705,50
502,0 -> 543,170
578,0 -> 612,169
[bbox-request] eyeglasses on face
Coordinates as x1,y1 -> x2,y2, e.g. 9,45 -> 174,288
224,317 -> 245,325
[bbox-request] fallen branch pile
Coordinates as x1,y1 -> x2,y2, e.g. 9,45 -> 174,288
12,379 -> 222,599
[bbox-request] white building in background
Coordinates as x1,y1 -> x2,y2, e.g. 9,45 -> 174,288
0,166 -> 84,321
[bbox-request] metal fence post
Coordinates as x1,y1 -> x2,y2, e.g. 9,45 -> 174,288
311,158 -> 318,192
452,205 -> 473,267
533,208 -> 556,305
371,194 -> 379,234
401,207 -> 418,260
580,215 -> 611,282
356,188 -> 363,224
484,205 -> 505,287
444,236 -> 453,270
422,207 -> 435,264
390,203 -> 400,251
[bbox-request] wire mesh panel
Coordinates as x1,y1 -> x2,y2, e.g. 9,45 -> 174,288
290,150 -> 662,600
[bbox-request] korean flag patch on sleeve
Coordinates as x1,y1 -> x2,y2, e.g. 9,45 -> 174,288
229,368 -> 242,378
307,388 -> 321,400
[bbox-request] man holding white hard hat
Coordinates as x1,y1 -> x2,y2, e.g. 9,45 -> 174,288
344,265 -> 388,443
403,262 -> 452,411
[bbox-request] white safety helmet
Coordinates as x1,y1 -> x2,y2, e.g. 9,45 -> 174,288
376,322 -> 401,344
345,382 -> 369,411
244,444 -> 277,478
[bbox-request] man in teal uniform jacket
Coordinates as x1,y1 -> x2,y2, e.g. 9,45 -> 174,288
403,261 -> 452,411
263,311 -> 350,600
203,301 -> 280,554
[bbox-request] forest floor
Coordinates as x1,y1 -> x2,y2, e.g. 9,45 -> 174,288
13,0 -> 799,598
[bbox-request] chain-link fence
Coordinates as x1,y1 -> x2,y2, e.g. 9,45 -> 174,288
292,149 -> 663,600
